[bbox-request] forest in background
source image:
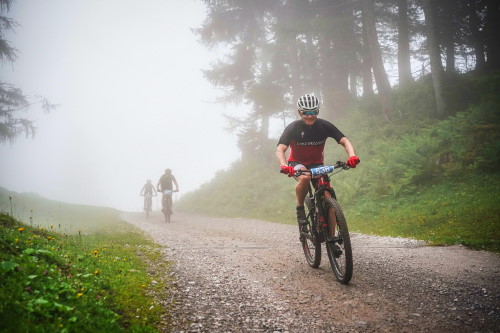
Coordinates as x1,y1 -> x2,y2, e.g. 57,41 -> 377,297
177,0 -> 500,251
193,0 -> 499,154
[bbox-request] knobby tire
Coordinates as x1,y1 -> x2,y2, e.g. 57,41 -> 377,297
300,208 -> 321,268
323,197 -> 353,284
145,197 -> 152,218
163,195 -> 172,223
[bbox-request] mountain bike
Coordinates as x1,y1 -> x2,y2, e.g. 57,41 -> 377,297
283,161 -> 353,284
161,190 -> 178,223
141,193 -> 156,218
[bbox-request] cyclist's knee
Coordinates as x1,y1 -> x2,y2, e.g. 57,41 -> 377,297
298,174 -> 311,184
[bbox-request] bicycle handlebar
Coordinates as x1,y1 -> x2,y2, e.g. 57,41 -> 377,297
280,161 -> 350,177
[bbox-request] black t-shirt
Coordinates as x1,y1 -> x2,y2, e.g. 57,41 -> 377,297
277,118 -> 345,165
158,174 -> 177,191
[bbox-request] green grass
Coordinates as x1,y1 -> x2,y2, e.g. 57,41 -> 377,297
344,174 -> 500,251
0,192 -> 174,332
177,160 -> 500,252
0,187 -> 121,233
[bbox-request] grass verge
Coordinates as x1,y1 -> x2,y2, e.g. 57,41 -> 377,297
0,212 -> 172,332
344,174 -> 500,252
178,163 -> 499,252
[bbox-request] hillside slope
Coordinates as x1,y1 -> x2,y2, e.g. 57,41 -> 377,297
177,74 -> 500,251
0,187 -> 120,232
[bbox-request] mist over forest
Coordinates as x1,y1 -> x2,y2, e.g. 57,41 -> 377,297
194,0 -> 499,146
1,2 -> 499,332
1,0 -> 499,216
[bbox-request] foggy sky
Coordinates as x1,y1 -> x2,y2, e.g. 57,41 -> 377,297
0,0 -> 249,211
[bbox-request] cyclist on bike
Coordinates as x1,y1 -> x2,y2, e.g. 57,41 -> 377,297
140,179 -> 157,211
276,94 -> 360,230
156,168 -> 179,214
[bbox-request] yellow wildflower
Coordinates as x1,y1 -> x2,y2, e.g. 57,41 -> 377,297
18,227 -> 25,232
94,270 -> 99,275
77,293 -> 83,298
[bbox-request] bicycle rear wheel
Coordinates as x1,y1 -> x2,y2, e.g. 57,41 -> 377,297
323,197 -> 353,284
300,210 -> 321,268
163,202 -> 171,223
146,197 -> 152,218
162,195 -> 171,222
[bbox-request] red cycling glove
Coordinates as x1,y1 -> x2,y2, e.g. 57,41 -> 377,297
280,165 -> 296,177
347,156 -> 360,168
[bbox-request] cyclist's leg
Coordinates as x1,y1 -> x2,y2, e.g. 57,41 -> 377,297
288,162 -> 310,229
167,194 -> 173,214
324,189 -> 336,238
161,194 -> 167,212
293,163 -> 322,207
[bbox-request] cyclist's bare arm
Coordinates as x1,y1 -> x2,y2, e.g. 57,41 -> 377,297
173,176 -> 179,192
339,137 -> 356,157
276,144 -> 288,166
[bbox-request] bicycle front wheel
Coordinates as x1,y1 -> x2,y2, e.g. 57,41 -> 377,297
300,210 -> 321,268
323,197 -> 353,284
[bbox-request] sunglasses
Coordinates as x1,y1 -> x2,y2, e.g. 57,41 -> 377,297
301,110 -> 319,116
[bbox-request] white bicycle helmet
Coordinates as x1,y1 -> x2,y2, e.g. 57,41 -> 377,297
297,94 -> 320,112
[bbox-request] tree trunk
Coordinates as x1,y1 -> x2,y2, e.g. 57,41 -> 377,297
361,15 -> 374,97
397,0 -> 413,85
469,0 -> 486,72
349,72 -> 358,98
422,0 -> 447,117
362,0 -> 392,121
288,42 -> 302,109
261,113 -> 269,139
484,0 -> 500,71
317,0 -> 353,120
441,0 -> 456,72
282,3 -> 302,108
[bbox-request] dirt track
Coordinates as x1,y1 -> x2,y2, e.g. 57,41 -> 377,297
122,211 -> 500,332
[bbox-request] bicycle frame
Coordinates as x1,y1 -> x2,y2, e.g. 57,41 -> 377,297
303,168 -> 338,221
160,190 -> 177,222
291,161 -> 354,284
141,193 -> 157,218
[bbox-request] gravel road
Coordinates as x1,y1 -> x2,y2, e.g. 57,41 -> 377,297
122,211 -> 499,333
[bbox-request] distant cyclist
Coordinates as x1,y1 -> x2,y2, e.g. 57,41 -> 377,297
156,169 -> 179,214
140,179 -> 157,211
276,94 -> 360,230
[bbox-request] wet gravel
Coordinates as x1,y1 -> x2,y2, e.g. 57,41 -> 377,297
122,212 -> 500,332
